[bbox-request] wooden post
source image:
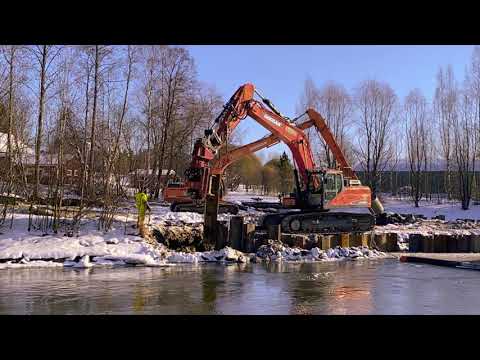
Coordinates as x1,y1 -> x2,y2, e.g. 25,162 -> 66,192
229,216 -> 244,251
447,235 -> 458,253
216,221 -> 229,250
203,174 -> 220,247
340,233 -> 350,248
386,233 -> 398,252
267,224 -> 282,242
409,234 -> 422,252
421,235 -> 434,253
243,223 -> 256,253
350,233 -> 363,247
321,235 -> 332,250
362,233 -> 370,247
331,234 -> 341,248
472,234 -> 480,253
374,233 -> 387,251
433,234 -> 448,253
456,234 -> 471,253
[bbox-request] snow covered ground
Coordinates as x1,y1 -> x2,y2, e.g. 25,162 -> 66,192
381,197 -> 480,221
3,190 -> 475,270
0,193 -> 389,269
224,191 -> 280,204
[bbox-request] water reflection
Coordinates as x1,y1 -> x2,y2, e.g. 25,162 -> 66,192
2,260 -> 480,314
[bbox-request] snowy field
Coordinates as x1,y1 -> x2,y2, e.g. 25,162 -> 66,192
381,197 -> 480,221
224,191 -> 280,204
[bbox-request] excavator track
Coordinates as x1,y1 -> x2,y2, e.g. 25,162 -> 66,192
262,210 -> 375,234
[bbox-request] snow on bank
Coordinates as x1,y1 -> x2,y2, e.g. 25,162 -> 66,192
0,191 -> 396,270
0,212 -> 389,269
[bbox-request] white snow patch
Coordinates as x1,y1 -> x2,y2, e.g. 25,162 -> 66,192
382,197 -> 480,221
0,260 -> 64,269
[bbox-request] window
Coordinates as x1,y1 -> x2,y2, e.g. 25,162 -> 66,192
73,170 -> 78,177
324,173 -> 343,201
335,174 -> 343,192
66,169 -> 72,177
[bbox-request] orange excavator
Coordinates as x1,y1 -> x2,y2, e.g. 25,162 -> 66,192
165,117 -> 316,213
166,83 -> 384,233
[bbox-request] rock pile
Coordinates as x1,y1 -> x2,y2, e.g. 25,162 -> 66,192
255,240 -> 388,262
165,246 -> 250,264
376,212 -> 426,225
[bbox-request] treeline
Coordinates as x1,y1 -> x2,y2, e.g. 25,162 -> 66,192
0,45 -> 222,230
297,46 -> 480,210
226,152 -> 294,195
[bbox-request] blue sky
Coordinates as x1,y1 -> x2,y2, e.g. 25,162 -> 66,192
187,45 -> 476,162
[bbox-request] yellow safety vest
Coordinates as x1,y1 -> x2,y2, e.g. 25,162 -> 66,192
135,192 -> 148,217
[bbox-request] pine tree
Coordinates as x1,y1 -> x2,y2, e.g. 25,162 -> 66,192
277,152 -> 294,194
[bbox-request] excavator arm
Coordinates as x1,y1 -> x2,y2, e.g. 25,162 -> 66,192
168,117 -> 315,202
211,118 -> 316,175
184,83 -> 318,198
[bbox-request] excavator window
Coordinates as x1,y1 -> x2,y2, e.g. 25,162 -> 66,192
324,173 -> 343,201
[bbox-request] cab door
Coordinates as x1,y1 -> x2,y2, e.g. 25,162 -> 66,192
324,173 -> 343,203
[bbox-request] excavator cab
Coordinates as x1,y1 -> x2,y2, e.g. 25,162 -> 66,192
324,171 -> 344,201
302,169 -> 344,209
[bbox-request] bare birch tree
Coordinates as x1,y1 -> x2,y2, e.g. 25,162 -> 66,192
453,89 -> 477,209
434,65 -> 457,200
152,46 -> 196,199
297,78 -> 354,167
354,80 -> 397,200
404,89 -> 429,207
27,45 -> 63,200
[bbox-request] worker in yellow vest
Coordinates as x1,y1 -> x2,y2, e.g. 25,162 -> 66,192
135,187 -> 151,238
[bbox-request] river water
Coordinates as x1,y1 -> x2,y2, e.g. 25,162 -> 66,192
1,259 -> 480,315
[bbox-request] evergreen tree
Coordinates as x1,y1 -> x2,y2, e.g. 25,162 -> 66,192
277,152 -> 294,194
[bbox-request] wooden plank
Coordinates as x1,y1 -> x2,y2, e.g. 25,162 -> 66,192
400,255 -> 480,271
